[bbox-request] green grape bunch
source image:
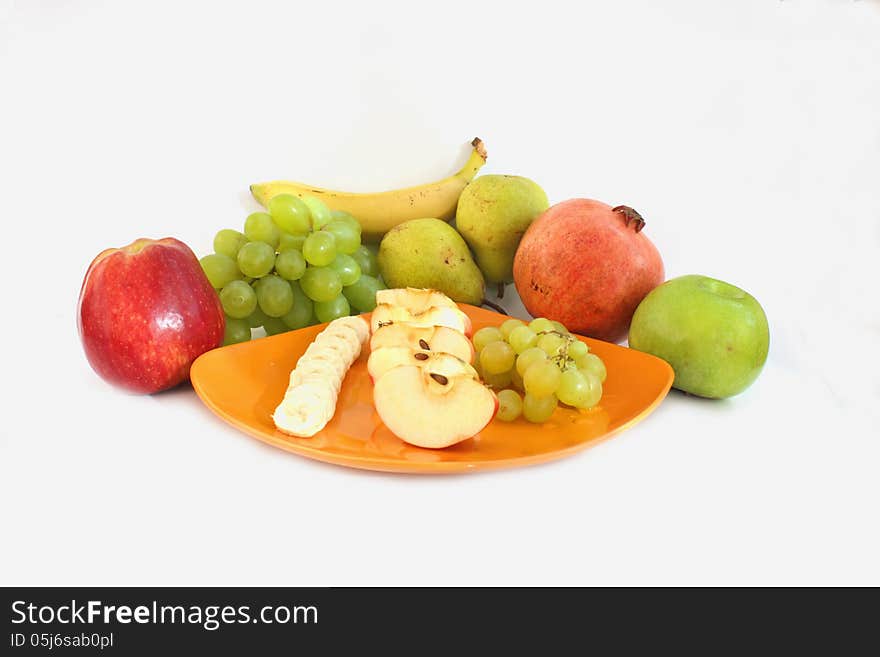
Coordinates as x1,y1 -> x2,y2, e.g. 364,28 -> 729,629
199,195 -> 386,346
471,317 -> 608,423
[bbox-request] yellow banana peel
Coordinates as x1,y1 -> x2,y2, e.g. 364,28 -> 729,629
250,138 -> 487,241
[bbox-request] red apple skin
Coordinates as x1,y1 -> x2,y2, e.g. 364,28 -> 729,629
513,199 -> 664,343
77,237 -> 225,394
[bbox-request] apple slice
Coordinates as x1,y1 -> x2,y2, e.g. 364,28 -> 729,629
370,323 -> 475,363
373,353 -> 498,449
370,304 -> 472,337
368,346 -> 479,382
375,288 -> 457,313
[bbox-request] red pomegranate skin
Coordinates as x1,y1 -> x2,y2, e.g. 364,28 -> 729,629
77,237 -> 225,393
513,199 -> 664,343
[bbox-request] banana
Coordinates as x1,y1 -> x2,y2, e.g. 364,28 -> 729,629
273,316 -> 370,437
250,138 -> 488,241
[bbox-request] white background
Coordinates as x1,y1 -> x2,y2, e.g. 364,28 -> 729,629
2,0 -> 878,586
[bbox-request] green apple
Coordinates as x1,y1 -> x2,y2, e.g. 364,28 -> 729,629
628,275 -> 769,398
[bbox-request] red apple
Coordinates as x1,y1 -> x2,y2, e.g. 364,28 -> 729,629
513,199 -> 664,343
77,237 -> 224,393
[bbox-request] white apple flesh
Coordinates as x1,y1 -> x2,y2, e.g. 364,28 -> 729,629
370,323 -> 475,363
370,304 -> 472,336
372,353 -> 498,449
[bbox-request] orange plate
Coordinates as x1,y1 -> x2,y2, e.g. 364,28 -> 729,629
191,304 -> 673,474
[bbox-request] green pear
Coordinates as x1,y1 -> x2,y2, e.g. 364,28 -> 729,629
378,218 -> 485,305
455,175 -> 549,291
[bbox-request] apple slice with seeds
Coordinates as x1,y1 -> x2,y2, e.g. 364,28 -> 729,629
370,323 -> 475,363
373,352 -> 498,449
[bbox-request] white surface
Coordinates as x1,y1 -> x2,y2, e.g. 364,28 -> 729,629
2,0 -> 879,586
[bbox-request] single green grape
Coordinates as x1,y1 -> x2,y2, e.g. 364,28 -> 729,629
314,294 -> 351,323
500,318 -> 526,340
213,229 -> 248,259
281,281 -> 315,330
243,212 -> 280,248
480,340 -> 516,375
557,369 -> 590,408
515,347 -> 548,377
496,389 -> 523,422
323,220 -> 361,255
473,327 -> 505,353
330,210 -> 362,233
262,317 -> 289,336
278,232 -> 307,252
522,393 -> 558,423
568,340 -> 589,359
302,231 -> 337,267
223,317 -> 251,345
219,280 -> 257,319
342,274 -> 385,311
268,194 -> 311,235
255,276 -> 294,317
537,332 -> 566,356
482,369 -> 512,390
300,266 -> 343,302
247,306 -> 270,328
582,372 -> 604,408
275,250 -> 307,281
302,196 -> 332,229
328,254 -> 361,286
350,244 -> 379,277
551,321 -> 571,336
199,253 -> 240,289
508,325 -> 538,354
523,360 -> 561,398
578,353 -> 607,383
510,367 -> 525,392
529,317 -> 556,334
236,241 -> 275,278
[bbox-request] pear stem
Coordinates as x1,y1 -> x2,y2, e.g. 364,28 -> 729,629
496,282 -> 505,299
481,298 -> 508,315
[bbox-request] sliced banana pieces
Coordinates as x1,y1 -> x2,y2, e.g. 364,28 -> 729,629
272,316 -> 370,437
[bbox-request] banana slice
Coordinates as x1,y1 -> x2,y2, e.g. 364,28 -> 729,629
273,316 -> 370,437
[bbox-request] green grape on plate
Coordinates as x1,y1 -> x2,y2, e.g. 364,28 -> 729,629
472,326 -> 504,353
496,389 -> 523,422
522,393 -> 558,423
480,340 -> 515,375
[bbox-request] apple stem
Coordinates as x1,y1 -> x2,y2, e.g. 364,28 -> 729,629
481,298 -> 508,315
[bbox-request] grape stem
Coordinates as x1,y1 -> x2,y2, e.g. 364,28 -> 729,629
481,298 -> 508,315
